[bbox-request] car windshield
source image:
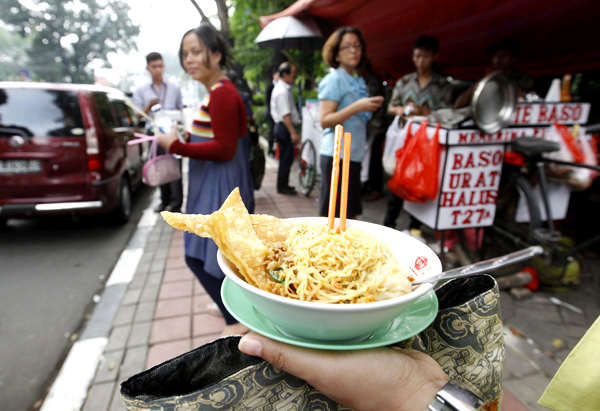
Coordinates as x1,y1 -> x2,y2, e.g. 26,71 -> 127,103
0,88 -> 84,138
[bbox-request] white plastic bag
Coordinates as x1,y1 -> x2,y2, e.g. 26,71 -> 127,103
383,118 -> 411,175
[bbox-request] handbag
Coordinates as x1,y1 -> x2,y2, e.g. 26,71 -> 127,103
120,274 -> 505,410
396,274 -> 505,410
142,138 -> 181,187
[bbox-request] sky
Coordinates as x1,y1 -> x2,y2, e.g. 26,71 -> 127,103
95,0 -> 219,94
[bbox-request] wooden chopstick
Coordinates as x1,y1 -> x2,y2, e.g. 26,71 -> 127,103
339,132 -> 352,231
328,125 -> 344,229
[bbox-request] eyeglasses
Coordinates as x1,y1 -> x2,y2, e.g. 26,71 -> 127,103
339,44 -> 363,52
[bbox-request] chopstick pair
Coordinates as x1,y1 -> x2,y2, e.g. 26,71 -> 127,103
327,124 -> 352,231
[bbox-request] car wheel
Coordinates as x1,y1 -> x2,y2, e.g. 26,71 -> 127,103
111,177 -> 132,225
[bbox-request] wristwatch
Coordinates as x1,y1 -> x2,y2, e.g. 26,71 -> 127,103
427,381 -> 485,411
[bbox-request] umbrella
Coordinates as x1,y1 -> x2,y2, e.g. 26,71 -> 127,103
254,16 -> 324,51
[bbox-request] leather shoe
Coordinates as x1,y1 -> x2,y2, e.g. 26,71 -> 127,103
154,203 -> 168,213
277,187 -> 297,195
164,204 -> 181,213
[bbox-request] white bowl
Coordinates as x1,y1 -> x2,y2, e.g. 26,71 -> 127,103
217,217 -> 440,342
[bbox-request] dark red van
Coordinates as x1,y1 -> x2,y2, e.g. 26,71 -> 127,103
0,82 -> 148,225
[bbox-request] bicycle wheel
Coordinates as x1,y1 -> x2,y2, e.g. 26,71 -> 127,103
459,171 -> 542,276
298,139 -> 317,196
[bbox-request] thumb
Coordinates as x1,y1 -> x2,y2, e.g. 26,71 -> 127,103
238,333 -> 322,381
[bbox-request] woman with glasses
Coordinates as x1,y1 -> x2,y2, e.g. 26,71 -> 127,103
318,27 -> 384,220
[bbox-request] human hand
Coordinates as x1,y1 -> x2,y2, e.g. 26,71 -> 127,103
144,98 -> 160,113
155,121 -> 179,149
238,333 -> 448,411
291,130 -> 300,145
356,96 -> 384,112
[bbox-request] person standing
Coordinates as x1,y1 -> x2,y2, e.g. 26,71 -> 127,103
156,24 -> 254,336
271,62 -> 300,195
384,35 -> 451,235
318,26 -> 384,219
265,71 -> 279,157
132,52 -> 184,213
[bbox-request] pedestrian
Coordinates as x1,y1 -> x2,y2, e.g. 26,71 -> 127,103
270,62 -> 300,195
132,52 -> 184,213
359,60 -> 388,202
454,38 -> 534,108
318,26 -> 384,219
265,71 -> 279,157
155,23 -> 255,337
384,35 -> 452,238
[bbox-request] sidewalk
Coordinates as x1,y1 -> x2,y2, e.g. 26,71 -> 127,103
77,156 -> 598,411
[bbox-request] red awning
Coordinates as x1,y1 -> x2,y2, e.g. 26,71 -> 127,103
261,0 -> 600,81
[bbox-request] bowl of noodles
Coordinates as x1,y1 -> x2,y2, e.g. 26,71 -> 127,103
217,217 -> 440,343
161,188 -> 441,343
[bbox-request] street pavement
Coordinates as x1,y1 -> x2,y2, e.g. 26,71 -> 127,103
44,154 -> 599,411
0,185 -> 155,411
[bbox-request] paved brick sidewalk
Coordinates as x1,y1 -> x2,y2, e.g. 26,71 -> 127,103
79,155 -> 598,411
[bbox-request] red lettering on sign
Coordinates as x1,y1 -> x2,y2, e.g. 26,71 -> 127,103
479,151 -> 490,167
449,173 -> 460,189
492,151 -> 503,165
539,105 -> 548,122
548,106 -> 558,122
459,133 -> 468,143
523,106 -> 532,123
441,192 -> 454,207
451,210 -> 461,225
465,153 -> 475,168
461,173 -> 471,188
489,171 -> 500,186
452,154 -> 463,170
475,172 -> 486,188
456,192 -> 467,206
573,105 -> 582,121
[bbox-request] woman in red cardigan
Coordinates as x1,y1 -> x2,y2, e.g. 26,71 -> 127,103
156,24 -> 254,337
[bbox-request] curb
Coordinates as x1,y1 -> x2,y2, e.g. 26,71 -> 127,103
40,208 -> 158,411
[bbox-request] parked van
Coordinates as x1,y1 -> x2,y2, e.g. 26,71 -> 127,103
0,82 -> 148,225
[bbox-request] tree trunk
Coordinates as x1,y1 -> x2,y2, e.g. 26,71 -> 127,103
214,0 -> 230,37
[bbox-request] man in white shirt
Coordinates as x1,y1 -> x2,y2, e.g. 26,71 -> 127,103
270,62 -> 299,195
132,52 -> 183,212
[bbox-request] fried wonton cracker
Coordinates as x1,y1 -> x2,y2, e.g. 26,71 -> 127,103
251,215 -> 295,247
161,188 -> 271,289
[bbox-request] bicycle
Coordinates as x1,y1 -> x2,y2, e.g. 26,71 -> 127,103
457,136 -> 600,288
297,138 -> 318,196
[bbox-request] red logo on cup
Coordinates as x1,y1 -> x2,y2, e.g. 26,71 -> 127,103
414,256 -> 428,271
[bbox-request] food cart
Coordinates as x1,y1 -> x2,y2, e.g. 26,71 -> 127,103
403,102 -> 592,231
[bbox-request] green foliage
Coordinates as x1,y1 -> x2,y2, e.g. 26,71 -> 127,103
0,27 -> 31,80
229,0 -> 328,94
253,92 -> 265,106
0,0 -> 140,84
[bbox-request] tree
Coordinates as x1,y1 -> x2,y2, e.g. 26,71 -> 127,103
0,0 -> 140,84
0,26 -> 31,81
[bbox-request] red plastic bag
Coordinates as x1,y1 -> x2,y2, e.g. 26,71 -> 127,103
388,121 -> 441,202
555,123 -> 585,163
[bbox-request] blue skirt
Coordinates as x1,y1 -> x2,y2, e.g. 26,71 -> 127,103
184,135 -> 255,279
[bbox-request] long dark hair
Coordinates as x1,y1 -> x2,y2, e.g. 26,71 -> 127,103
179,23 -> 233,71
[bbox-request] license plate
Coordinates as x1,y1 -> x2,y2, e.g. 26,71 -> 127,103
0,159 -> 42,175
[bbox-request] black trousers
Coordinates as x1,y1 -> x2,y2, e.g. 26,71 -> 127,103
185,255 -> 237,325
156,144 -> 183,209
275,122 -> 294,190
267,114 -> 275,154
383,191 -> 420,230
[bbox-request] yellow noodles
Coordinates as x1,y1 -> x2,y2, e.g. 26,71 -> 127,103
275,222 -> 412,303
